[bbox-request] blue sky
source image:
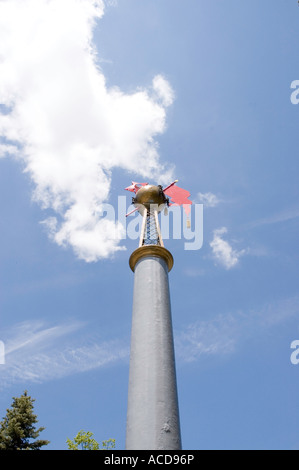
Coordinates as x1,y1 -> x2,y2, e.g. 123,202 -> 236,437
0,0 -> 299,450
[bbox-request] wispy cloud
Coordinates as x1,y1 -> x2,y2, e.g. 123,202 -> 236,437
0,320 -> 128,390
176,314 -> 237,362
248,206 -> 299,229
176,295 -> 299,363
2,295 -> 298,387
183,267 -> 205,277
196,192 -> 220,208
0,0 -> 174,262
210,227 -> 246,269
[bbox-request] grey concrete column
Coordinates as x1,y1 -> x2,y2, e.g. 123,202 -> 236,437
126,252 -> 181,450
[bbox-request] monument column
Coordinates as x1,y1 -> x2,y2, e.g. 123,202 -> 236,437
125,184 -> 182,450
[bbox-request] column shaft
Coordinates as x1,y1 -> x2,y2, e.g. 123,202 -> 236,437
126,255 -> 181,450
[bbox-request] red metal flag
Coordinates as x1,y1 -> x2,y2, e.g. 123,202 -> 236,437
164,182 -> 192,216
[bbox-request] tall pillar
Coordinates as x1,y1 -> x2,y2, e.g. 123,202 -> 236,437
125,245 -> 181,450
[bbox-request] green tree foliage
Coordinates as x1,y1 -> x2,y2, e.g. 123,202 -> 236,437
66,430 -> 115,450
0,390 -> 49,450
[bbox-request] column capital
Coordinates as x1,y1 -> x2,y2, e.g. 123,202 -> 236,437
129,245 -> 174,272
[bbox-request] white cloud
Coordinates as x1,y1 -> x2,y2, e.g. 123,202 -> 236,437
0,143 -> 19,158
197,192 -> 220,208
210,227 -> 246,269
0,0 -> 174,262
152,74 -> 175,107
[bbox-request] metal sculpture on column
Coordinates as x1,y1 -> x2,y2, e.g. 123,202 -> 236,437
125,180 -> 192,450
